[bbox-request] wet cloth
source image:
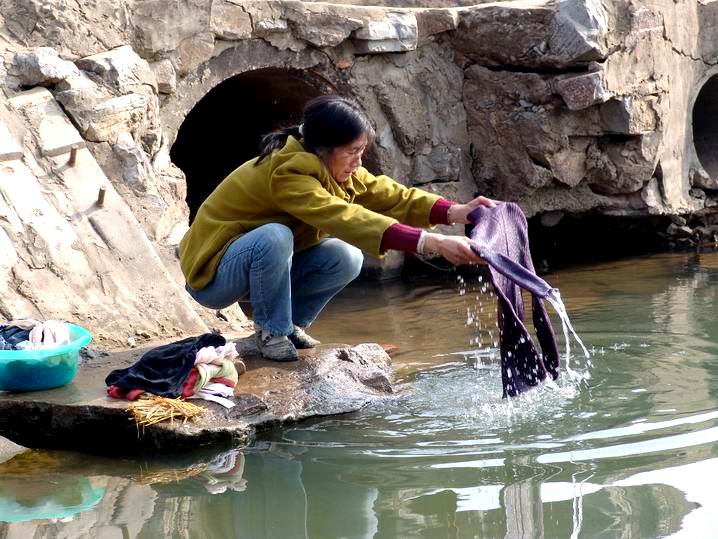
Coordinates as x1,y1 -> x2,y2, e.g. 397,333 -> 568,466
1,320 -> 70,350
468,202 -> 560,397
0,326 -> 31,350
105,334 -> 226,399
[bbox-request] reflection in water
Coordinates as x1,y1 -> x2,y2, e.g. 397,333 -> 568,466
2,253 -> 718,538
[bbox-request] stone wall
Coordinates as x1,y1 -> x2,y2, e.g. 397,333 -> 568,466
0,0 -> 716,337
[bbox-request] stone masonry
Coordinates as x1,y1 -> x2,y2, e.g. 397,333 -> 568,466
0,0 -> 716,340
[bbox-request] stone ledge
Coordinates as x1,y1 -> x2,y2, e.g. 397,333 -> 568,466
0,338 -> 394,455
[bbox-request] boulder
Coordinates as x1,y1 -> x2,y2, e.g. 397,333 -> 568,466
63,93 -> 150,143
149,60 -> 177,95
0,340 -> 394,454
353,12 -> 418,54
210,0 -> 253,40
77,45 -> 157,95
10,47 -> 80,87
557,71 -> 611,111
548,0 -> 608,63
600,97 -> 658,135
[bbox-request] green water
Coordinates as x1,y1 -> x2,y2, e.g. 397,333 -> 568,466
2,252 -> 718,538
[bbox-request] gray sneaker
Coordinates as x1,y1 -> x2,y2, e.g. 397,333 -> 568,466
255,330 -> 298,362
288,326 -> 320,349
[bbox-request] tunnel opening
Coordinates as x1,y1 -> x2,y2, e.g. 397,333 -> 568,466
171,68 -> 336,222
693,75 -> 718,181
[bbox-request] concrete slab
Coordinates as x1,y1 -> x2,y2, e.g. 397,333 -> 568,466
0,338 -> 393,455
0,119 -> 23,161
8,87 -> 85,157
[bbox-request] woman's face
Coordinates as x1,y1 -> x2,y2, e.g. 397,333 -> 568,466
322,134 -> 368,183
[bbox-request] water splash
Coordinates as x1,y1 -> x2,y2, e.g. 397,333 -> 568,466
545,288 -> 590,377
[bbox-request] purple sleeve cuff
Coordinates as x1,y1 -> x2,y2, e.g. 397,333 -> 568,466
430,198 -> 456,225
381,223 -> 423,253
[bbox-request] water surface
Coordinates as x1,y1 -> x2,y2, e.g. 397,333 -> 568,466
3,252 -> 718,538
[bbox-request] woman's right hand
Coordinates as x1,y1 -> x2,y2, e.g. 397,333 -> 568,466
423,233 -> 485,266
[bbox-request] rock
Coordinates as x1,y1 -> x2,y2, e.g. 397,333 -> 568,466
210,0 -> 253,40
690,167 -> 718,190
150,60 -> 177,95
540,211 -> 565,227
690,187 -> 706,200
10,47 -> 80,87
641,177 -> 664,209
8,87 -> 85,157
415,9 -> 459,42
177,32 -> 216,75
548,0 -> 608,63
413,145 -> 462,182
586,133 -> 661,195
127,336 -> 137,348
0,341 -> 393,454
354,12 -> 418,54
112,132 -> 154,192
65,93 -> 150,143
671,215 -> 687,226
283,4 -> 364,48
667,223 -> 693,238
557,71 -> 610,111
77,45 -> 157,95
0,119 -> 23,162
600,97 -> 658,134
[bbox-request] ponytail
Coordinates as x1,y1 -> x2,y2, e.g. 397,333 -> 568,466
256,125 -> 302,164
255,95 -> 374,165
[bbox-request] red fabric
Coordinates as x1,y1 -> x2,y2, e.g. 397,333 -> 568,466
380,223 -> 422,253
181,368 -> 199,398
430,198 -> 456,225
210,377 -> 236,388
107,386 -> 144,400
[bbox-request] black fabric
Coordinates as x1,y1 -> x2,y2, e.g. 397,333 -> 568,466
105,334 -> 226,398
0,326 -> 31,350
468,202 -> 560,398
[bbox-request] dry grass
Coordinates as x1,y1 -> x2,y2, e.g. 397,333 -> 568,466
128,395 -> 206,430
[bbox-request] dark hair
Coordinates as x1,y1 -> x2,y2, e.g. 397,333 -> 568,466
256,95 -> 375,164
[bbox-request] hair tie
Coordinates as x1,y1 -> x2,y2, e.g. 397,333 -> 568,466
298,124 -> 304,137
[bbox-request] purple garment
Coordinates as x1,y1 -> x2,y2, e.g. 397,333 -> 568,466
468,202 -> 560,397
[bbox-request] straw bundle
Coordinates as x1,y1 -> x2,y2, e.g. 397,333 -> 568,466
128,395 -> 206,430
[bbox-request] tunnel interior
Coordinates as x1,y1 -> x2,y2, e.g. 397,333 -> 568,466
693,75 -> 718,181
171,68 -> 334,222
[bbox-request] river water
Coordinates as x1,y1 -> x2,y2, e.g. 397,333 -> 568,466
2,252 -> 718,538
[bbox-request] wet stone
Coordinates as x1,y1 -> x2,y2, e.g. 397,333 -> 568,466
0,340 -> 393,455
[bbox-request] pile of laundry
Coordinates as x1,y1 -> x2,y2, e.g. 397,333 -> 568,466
0,320 -> 70,351
105,334 -> 246,409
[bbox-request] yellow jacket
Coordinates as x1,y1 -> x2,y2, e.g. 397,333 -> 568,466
179,136 -> 441,290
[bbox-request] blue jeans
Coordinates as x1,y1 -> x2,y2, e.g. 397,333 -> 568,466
186,224 -> 364,336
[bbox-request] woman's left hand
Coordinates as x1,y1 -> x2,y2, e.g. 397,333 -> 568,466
448,196 -> 497,225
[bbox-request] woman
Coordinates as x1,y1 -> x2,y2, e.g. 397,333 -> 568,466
180,95 -> 494,362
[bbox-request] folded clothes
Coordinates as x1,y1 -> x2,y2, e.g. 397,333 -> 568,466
105,334 -> 226,399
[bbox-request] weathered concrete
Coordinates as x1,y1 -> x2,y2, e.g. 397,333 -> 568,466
9,87 -> 85,157
0,119 -> 23,162
0,340 -> 394,454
